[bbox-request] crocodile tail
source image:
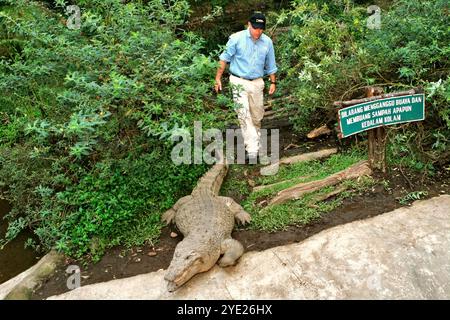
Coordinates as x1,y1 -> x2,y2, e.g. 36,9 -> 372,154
193,161 -> 228,195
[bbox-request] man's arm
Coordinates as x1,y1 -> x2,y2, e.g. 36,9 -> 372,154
265,40 -> 278,95
269,73 -> 276,95
215,60 -> 227,93
215,35 -> 237,93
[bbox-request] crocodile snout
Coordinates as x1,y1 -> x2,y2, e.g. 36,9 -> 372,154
166,280 -> 179,292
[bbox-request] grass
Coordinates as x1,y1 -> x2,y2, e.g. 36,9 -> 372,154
220,164 -> 253,200
245,150 -> 366,205
246,175 -> 376,231
221,147 -> 377,232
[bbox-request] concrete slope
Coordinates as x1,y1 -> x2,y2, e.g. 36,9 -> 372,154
48,195 -> 450,300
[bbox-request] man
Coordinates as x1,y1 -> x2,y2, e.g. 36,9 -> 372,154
214,12 -> 277,163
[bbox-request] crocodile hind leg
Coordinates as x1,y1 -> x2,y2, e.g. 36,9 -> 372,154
162,195 -> 193,224
218,238 -> 244,267
219,196 -> 251,225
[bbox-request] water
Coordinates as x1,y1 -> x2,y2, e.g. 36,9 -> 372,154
0,199 -> 40,284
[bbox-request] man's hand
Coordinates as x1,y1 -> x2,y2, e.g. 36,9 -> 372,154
214,78 -> 222,93
269,83 -> 276,95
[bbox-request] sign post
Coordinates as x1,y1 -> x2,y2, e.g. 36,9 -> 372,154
335,87 -> 425,172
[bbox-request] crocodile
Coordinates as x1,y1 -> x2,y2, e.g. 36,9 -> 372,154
162,162 -> 251,292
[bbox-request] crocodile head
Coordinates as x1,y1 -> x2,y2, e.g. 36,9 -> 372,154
165,240 -> 219,292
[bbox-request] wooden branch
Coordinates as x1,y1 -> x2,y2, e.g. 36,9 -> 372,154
307,124 -> 332,139
307,185 -> 350,208
311,185 -> 348,203
268,160 -> 372,206
260,148 -> 338,176
333,89 -> 416,108
253,175 -> 312,193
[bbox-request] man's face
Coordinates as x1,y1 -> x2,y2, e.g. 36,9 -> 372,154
248,22 -> 264,40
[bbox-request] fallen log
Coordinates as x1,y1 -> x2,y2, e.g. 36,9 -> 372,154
253,175 -> 312,193
268,160 -> 372,206
260,148 -> 338,176
311,185 -> 349,203
307,124 -> 332,139
307,185 -> 351,208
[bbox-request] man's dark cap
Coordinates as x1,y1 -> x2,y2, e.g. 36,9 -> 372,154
249,12 -> 266,30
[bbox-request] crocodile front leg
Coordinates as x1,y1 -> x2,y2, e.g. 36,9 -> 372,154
219,196 -> 251,225
218,238 -> 244,267
162,195 -> 193,224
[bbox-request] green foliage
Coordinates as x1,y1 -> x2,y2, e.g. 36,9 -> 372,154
250,193 -> 342,231
243,150 -> 365,205
53,150 -> 207,259
272,0 -> 368,134
397,190 -> 428,205
248,176 -> 377,232
387,130 -> 436,175
1,0 -> 449,260
0,0 -> 220,259
220,164 -> 251,200
242,151 -> 374,231
273,0 -> 449,163
0,113 -> 26,147
219,149 -> 371,231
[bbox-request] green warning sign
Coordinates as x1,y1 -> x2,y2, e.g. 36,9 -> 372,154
338,93 -> 425,138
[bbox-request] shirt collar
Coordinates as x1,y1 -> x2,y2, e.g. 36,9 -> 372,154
246,28 -> 252,38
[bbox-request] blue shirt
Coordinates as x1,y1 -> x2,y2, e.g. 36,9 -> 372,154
219,28 -> 278,79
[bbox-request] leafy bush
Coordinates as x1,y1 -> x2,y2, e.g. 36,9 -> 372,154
0,0 -> 227,259
273,0 -> 449,163
1,0 -> 448,260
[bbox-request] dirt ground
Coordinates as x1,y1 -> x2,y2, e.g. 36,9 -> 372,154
30,129 -> 450,300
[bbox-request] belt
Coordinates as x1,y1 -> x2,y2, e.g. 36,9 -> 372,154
229,72 -> 259,81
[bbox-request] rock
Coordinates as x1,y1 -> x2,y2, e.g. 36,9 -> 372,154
0,250 -> 65,300
46,195 -> 450,300
170,232 -> 178,238
147,252 -> 157,257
